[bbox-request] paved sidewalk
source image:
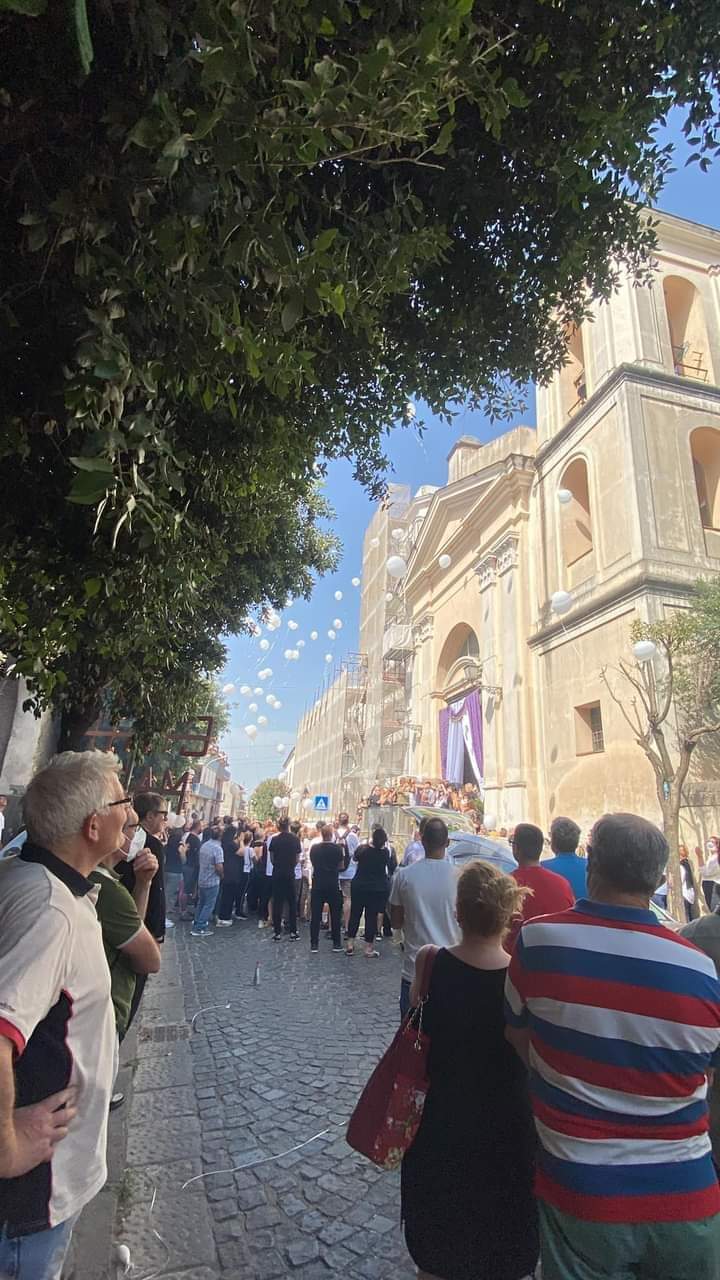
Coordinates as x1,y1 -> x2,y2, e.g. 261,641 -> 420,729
113,918 -> 417,1280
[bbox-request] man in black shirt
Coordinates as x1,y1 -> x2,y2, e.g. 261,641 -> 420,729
270,818 -> 300,941
309,825 -> 344,952
118,791 -> 168,1031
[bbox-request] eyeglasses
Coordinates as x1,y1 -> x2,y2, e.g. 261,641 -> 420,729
108,796 -> 132,809
151,810 -> 169,819
123,820 -> 139,834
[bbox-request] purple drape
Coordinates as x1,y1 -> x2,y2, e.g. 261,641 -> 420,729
439,706 -> 450,778
465,690 -> 484,781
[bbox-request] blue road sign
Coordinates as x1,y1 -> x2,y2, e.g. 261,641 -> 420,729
314,795 -> 330,812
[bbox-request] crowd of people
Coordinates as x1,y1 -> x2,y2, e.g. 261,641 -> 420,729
362,777 -> 482,818
3,748 -> 720,1278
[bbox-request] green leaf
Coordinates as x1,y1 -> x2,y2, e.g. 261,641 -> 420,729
503,78 -> 530,108
0,0 -> 47,12
318,16 -> 335,35
314,228 -> 338,252
67,471 -> 111,504
126,116 -> 158,150
434,119 -> 455,156
70,455 -> 115,473
71,0 -> 94,77
281,291 -> 304,332
18,210 -> 45,226
93,359 -> 122,379
83,578 -> 102,598
162,134 -> 191,160
455,0 -> 474,13
27,223 -> 48,251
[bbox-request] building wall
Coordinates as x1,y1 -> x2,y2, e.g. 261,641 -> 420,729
291,672 -> 350,820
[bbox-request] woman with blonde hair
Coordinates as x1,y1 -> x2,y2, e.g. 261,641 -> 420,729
401,860 -> 538,1280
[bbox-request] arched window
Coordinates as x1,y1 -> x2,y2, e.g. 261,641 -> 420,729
690,428 -> 720,531
437,623 -> 481,687
560,457 -> 593,566
559,325 -> 588,419
663,276 -> 712,382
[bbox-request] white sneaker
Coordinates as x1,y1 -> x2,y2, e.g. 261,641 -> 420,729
190,929 -> 209,938
216,919 -> 233,927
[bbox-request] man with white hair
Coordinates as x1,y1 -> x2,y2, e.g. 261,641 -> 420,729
0,751 -> 124,1279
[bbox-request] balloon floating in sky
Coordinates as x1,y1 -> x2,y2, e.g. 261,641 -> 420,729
274,700 -> 283,710
259,638 -> 270,651
287,619 -> 299,631
257,715 -> 268,725
352,577 -> 360,587
277,743 -> 286,753
550,590 -> 572,615
334,590 -> 343,601
284,648 -> 294,660
403,400 -> 416,422
324,653 -> 333,663
240,685 -> 251,695
333,619 -> 343,629
557,488 -> 573,505
302,797 -> 313,810
273,795 -> 283,808
310,630 -> 318,641
254,686 -> 263,695
244,724 -> 257,738
328,629 -> 336,640
297,639 -> 305,648
222,682 -> 235,693
249,702 -> 258,712
386,555 -> 407,579
438,554 -> 452,570
266,694 -> 276,705
385,592 -> 393,602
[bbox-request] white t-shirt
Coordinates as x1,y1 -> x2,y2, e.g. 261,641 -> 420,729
389,858 -> 460,983
0,847 -> 115,1232
402,839 -> 424,867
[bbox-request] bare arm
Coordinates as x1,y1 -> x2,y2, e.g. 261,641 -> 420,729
0,1037 -> 77,1179
118,925 -> 161,975
505,1025 -> 530,1067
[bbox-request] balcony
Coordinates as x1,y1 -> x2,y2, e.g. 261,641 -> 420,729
383,623 -> 413,659
672,344 -> 708,382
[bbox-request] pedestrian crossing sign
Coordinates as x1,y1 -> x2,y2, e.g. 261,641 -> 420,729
314,795 -> 330,811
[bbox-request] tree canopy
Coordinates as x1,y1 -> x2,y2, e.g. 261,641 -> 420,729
250,777 -> 286,825
1,0 -> 719,743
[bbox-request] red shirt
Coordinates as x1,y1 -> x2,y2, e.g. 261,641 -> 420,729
506,863 -> 574,951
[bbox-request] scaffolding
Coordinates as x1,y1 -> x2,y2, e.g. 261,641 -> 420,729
338,652 -> 368,815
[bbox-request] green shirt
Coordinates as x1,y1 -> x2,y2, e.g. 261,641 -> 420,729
90,865 -> 143,1037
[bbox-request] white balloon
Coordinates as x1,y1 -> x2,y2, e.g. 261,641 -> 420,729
274,700 -> 283,710
244,724 -> 257,738
259,667 -> 273,679
370,536 -> 379,549
287,619 -> 299,631
284,649 -> 294,659
437,554 -> 451,570
352,577 -> 360,587
551,590 -> 572,615
257,715 -> 268,725
328,629 -> 336,640
334,590 -> 343,601
222,682 -> 235,693
557,488 -> 573,505
297,639 -> 305,648
277,743 -> 285,753
272,795 -> 283,808
633,639 -> 657,663
391,528 -> 404,542
324,653 -> 333,662
266,694 -> 276,705
249,702 -> 258,712
310,630 -> 318,641
385,592 -> 393,602
302,797 -> 313,810
403,400 -> 416,422
240,685 -> 251,695
259,638 -> 270,651
333,619 -> 342,629
254,686 -> 263,695
386,555 -> 407,579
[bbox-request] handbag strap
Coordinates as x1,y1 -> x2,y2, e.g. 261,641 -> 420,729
417,945 -> 439,1002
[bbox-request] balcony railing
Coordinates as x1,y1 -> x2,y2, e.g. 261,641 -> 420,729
672,344 -> 708,382
382,623 -> 413,659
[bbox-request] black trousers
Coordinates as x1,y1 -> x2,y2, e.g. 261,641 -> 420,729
217,872 -> 249,920
310,886 -> 341,949
272,875 -> 297,936
348,888 -> 387,945
258,875 -> 272,920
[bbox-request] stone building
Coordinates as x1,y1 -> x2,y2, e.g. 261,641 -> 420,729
290,208 -> 720,841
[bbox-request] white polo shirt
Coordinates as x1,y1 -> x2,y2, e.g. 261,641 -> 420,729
0,844 -> 115,1234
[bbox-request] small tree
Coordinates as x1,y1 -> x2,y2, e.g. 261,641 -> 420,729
600,580 -> 720,918
250,778 -> 286,825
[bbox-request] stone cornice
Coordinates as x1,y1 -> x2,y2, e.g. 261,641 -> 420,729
528,568 -> 695,650
536,363 -> 720,469
474,531 -> 520,590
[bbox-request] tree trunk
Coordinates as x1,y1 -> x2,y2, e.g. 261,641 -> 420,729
660,790 -> 685,923
58,703 -> 102,753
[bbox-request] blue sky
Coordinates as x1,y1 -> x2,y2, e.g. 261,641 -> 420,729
221,108 -> 720,797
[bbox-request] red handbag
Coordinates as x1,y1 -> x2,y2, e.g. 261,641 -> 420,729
346,947 -> 438,1169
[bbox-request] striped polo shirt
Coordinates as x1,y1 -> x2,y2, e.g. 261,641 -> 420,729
505,899 -> 720,1224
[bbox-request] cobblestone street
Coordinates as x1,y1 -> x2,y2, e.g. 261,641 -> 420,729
115,918 -> 417,1280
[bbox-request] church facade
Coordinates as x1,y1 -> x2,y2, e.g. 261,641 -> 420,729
291,208 -> 720,842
